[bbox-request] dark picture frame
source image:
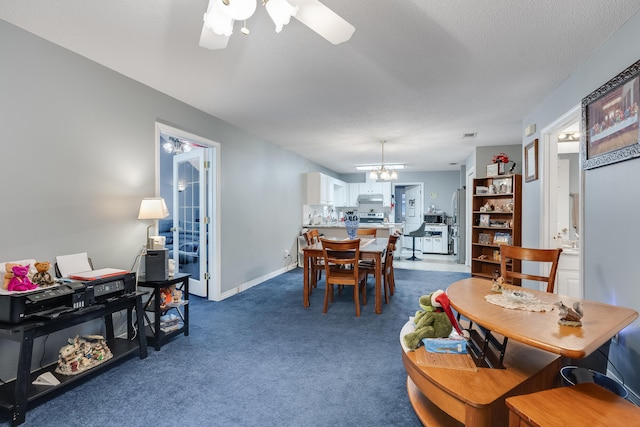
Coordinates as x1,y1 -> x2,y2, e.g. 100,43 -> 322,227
582,59 -> 640,170
524,139 -> 538,182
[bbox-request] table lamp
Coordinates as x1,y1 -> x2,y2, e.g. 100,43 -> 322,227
137,197 -> 169,248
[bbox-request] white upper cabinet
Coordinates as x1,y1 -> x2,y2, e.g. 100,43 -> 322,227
359,182 -> 392,206
307,172 -> 348,206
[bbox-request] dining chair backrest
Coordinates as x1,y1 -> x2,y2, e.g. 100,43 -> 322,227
321,238 -> 360,269
500,245 -> 563,293
304,229 -> 321,245
320,238 -> 367,316
357,228 -> 377,238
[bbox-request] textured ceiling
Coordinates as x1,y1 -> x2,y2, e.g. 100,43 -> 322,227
2,0 -> 640,173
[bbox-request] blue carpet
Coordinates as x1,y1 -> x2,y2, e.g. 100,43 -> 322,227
1,268 -> 470,427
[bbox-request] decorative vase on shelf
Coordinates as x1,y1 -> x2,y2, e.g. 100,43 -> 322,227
344,211 -> 359,239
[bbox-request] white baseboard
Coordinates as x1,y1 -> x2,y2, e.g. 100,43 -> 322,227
217,263 -> 298,301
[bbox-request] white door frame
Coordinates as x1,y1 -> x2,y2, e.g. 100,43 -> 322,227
155,122 -> 222,301
539,104 -> 582,293
465,167 -> 475,266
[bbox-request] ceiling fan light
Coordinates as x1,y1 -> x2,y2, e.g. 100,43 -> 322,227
216,0 -> 257,21
265,0 -> 298,33
163,141 -> 175,154
204,4 -> 234,36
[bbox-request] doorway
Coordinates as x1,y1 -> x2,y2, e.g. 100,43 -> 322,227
393,183 -> 424,251
540,105 -> 582,297
155,122 -> 221,300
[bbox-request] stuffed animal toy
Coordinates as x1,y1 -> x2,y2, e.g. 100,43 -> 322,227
403,290 -> 465,350
159,287 -> 173,309
7,264 -> 38,292
2,263 -> 17,290
32,261 -> 56,287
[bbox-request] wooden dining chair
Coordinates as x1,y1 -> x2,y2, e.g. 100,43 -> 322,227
356,228 -> 377,238
500,245 -> 563,293
321,238 -> 368,316
303,230 -> 324,293
360,233 -> 399,304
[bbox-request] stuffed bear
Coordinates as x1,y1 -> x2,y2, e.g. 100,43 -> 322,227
403,290 -> 465,350
2,263 -> 17,290
7,264 -> 38,292
32,261 -> 56,287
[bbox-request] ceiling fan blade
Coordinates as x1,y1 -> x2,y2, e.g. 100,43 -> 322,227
291,0 -> 355,45
199,25 -> 230,50
199,0 -> 230,50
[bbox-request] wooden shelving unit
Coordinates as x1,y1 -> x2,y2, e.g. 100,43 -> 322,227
471,174 -> 522,282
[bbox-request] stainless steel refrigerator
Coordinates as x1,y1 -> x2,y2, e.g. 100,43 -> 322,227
451,188 -> 466,264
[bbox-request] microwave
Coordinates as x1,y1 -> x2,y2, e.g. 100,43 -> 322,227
424,214 -> 444,224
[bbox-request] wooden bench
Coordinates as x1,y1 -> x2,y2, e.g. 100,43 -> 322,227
505,382 -> 640,426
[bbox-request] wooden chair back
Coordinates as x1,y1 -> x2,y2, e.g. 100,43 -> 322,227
320,238 -> 367,316
356,228 -> 377,238
500,245 -> 563,293
304,229 -> 321,246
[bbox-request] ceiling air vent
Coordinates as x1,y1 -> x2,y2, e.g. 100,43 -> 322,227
462,132 -> 477,139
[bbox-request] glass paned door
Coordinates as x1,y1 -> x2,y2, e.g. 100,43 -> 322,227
173,149 -> 208,297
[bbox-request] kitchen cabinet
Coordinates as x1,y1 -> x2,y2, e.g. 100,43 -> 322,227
333,180 -> 347,207
347,183 -> 359,207
307,172 -> 345,205
358,182 -> 392,206
422,225 -> 449,254
556,252 -> 580,298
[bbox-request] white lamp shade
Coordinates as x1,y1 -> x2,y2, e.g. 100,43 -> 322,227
216,0 -> 257,21
138,198 -> 170,220
265,0 -> 298,33
204,1 -> 235,36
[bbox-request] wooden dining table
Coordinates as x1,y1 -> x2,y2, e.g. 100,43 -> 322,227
302,237 -> 388,314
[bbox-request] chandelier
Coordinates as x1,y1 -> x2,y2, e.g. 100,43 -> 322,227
163,137 -> 193,155
356,141 -> 404,181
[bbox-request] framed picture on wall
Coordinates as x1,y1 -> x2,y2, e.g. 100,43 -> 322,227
524,139 -> 538,182
582,58 -> 640,170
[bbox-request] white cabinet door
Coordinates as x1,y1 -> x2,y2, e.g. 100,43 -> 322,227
348,183 -> 359,207
422,237 -> 433,253
556,253 -> 581,297
381,182 -> 392,206
432,237 -> 446,253
321,174 -> 334,205
306,172 -> 322,205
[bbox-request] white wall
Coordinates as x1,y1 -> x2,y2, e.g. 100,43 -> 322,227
523,9 -> 640,399
0,20 -> 323,376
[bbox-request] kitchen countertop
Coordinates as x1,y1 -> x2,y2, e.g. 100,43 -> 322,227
303,223 -> 403,228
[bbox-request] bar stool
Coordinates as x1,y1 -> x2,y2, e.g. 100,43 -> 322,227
405,222 -> 426,261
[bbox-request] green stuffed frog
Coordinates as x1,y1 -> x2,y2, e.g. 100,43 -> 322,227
403,290 -> 464,350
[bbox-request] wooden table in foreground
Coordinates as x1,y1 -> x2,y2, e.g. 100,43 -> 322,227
400,277 -> 638,427
447,278 -> 638,359
302,237 -> 387,314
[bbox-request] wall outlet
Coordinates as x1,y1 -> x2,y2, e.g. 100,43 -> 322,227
284,249 -> 290,258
